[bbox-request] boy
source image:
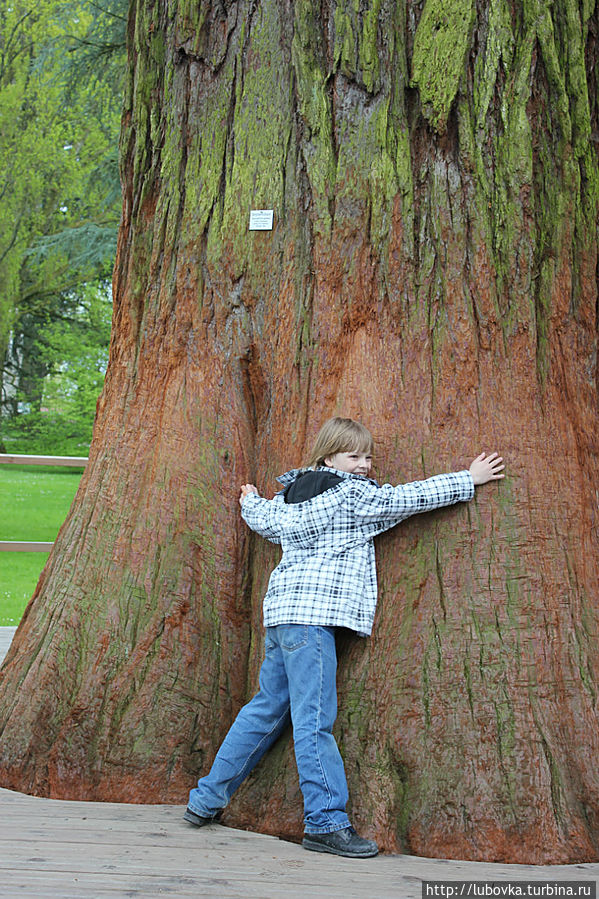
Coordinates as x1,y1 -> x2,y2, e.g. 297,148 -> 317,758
185,417 -> 504,857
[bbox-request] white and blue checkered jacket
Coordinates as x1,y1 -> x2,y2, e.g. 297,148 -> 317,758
241,466 -> 474,636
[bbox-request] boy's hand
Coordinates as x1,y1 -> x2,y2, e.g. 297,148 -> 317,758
469,452 -> 505,486
239,483 -> 259,505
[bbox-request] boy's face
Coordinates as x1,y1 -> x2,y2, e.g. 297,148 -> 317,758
324,451 -> 372,476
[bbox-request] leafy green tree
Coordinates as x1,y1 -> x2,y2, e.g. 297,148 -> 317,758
0,0 -> 125,452
2,283 -> 112,454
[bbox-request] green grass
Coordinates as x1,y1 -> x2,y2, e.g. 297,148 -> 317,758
0,466 -> 83,625
0,552 -> 51,625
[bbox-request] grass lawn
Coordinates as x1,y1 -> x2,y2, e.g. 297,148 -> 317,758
0,466 -> 83,625
0,552 -> 51,625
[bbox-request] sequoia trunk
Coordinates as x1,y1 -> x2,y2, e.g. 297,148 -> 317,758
0,0 -> 598,864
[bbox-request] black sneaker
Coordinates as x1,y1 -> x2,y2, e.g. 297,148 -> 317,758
183,807 -> 220,827
302,826 -> 379,858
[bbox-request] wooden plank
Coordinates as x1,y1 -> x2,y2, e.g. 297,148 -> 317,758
0,453 -> 88,467
0,870 -> 314,899
1,801 -> 597,881
1,789 -> 599,899
0,834 -> 406,897
0,840 -> 386,880
0,627 -> 17,664
0,847 -> 419,898
0,541 -> 53,552
2,834 -> 597,899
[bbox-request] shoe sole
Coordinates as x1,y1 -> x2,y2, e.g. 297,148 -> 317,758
302,837 -> 378,858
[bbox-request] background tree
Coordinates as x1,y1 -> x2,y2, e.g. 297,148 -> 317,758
0,0 -> 598,864
2,283 -> 112,453
0,0 -> 125,453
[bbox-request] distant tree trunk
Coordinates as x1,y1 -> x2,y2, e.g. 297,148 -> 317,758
0,0 -> 598,864
14,315 -> 49,413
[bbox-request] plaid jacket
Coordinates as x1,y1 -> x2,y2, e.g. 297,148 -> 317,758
241,466 -> 474,636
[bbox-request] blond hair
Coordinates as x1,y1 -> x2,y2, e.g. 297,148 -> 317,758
305,417 -> 373,469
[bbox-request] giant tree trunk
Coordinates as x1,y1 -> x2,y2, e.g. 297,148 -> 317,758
1,0 -> 598,863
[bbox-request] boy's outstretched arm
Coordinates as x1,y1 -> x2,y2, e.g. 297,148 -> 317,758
469,452 -> 505,485
351,452 -> 505,527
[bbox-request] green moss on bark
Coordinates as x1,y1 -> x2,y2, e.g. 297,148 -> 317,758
292,0 -> 337,237
411,0 -> 475,133
333,0 -> 384,93
218,2 -> 293,265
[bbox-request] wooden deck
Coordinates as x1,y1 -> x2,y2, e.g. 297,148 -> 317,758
0,626 -> 17,661
2,627 -> 599,898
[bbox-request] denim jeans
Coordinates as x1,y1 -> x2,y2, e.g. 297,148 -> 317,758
188,623 -> 351,834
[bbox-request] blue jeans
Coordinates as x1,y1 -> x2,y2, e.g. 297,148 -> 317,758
188,624 -> 351,834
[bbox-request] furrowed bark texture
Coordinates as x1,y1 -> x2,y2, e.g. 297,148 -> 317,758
1,0 -> 598,863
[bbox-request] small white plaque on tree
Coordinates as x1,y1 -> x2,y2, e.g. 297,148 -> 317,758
249,209 -> 274,231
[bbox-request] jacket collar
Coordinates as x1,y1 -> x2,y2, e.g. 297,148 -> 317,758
276,466 -> 379,488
